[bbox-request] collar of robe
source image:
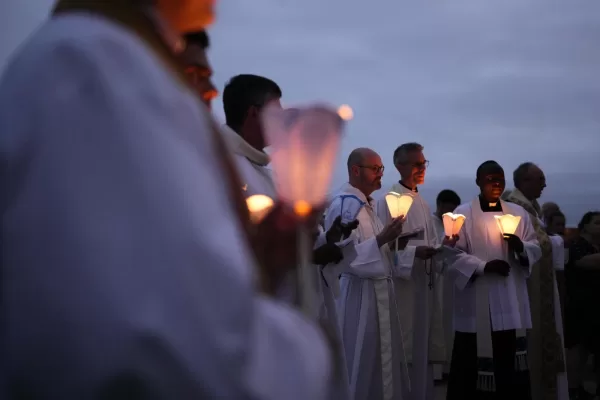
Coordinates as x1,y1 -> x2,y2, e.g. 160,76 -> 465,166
221,124 -> 271,166
478,195 -> 502,212
397,180 -> 418,192
341,182 -> 373,205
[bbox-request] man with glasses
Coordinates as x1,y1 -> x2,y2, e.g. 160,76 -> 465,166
505,162 -> 568,400
325,147 -> 411,400
376,142 -> 449,400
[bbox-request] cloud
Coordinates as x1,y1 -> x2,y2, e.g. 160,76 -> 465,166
1,0 -> 599,223
210,0 -> 600,184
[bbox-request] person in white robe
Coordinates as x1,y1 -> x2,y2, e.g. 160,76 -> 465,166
445,160 -> 541,400
375,143 -> 450,400
506,162 -> 568,400
431,189 -> 462,378
326,148 -> 411,400
311,218 -> 360,400
221,74 -> 282,199
0,1 -> 332,398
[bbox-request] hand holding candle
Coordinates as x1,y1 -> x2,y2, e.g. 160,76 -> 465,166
494,214 -> 524,254
442,212 -> 466,237
246,194 -> 275,224
385,192 -> 414,220
261,103 -> 347,316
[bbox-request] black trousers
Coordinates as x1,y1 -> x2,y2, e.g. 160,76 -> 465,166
446,330 -> 529,400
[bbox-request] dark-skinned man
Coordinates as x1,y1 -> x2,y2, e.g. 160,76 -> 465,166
445,160 -> 541,400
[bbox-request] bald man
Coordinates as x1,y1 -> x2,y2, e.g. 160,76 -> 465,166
324,148 -> 411,400
506,162 -> 568,400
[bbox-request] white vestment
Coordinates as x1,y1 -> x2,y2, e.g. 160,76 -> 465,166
0,13 -> 331,400
221,124 -> 276,199
375,184 -> 445,400
311,227 -> 357,400
546,234 -> 569,400
221,124 -> 299,301
432,214 -> 456,373
326,183 -> 410,400
449,198 -> 541,345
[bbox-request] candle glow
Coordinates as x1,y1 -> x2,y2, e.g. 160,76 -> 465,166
385,191 -> 414,219
246,194 -> 274,223
442,212 -> 466,237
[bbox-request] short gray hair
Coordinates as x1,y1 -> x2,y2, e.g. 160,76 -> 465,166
513,162 -> 535,190
393,142 -> 424,166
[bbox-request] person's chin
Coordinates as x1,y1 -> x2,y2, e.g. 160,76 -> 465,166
375,181 -> 382,189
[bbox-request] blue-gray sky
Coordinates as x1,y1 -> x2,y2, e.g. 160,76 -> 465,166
2,0 -> 599,224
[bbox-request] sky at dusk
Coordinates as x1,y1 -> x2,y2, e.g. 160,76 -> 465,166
1,0 -> 599,223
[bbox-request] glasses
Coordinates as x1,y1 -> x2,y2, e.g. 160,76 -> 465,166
410,160 -> 429,169
359,165 -> 385,174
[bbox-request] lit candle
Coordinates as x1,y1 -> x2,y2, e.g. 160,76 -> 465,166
385,191 -> 414,220
337,104 -> 353,121
442,212 -> 466,237
246,194 -> 274,224
494,214 -> 521,237
261,103 -> 347,318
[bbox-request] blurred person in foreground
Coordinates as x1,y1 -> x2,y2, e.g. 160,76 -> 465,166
431,189 -> 462,378
564,212 -> 600,400
181,30 -> 218,109
505,162 -> 568,400
445,160 -> 541,400
0,0 -> 333,399
376,143 -> 455,400
327,147 -> 411,400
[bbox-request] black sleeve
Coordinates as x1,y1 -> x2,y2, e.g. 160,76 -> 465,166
568,238 -> 593,268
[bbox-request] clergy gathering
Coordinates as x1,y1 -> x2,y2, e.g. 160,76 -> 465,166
1,1 -> 600,400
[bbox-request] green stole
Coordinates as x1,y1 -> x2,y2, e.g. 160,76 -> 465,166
506,189 -> 565,400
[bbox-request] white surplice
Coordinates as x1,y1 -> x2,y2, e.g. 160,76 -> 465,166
432,214 -> 456,372
311,227 -> 357,400
448,198 -> 541,344
0,13 -> 331,400
375,183 -> 445,400
222,124 -> 276,199
546,234 -> 569,400
326,183 -> 410,400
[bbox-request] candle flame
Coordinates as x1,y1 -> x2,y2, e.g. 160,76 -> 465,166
337,104 -> 353,121
294,200 -> 312,217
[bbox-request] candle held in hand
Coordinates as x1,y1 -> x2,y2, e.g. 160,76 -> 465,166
246,194 -> 274,224
385,191 -> 414,220
442,212 -> 466,237
494,214 -> 521,237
